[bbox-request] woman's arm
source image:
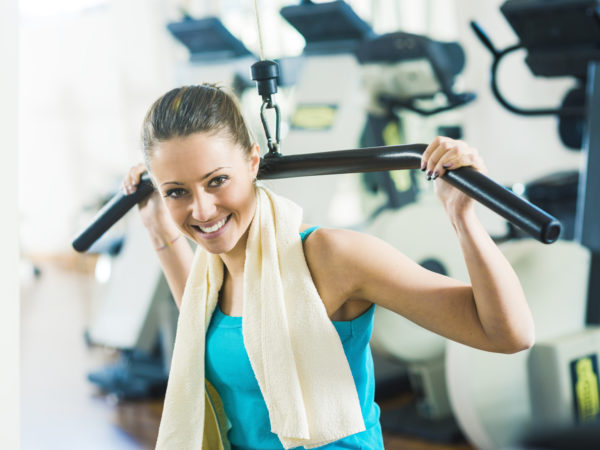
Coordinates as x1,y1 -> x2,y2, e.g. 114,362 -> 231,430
146,224 -> 194,310
305,137 -> 534,354
308,227 -> 533,353
423,136 -> 534,352
124,164 -> 194,309
445,206 -> 535,352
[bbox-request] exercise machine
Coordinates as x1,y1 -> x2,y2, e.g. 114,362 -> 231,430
167,14 -> 255,87
447,1 -> 600,447
86,213 -> 179,399
256,0 -> 375,227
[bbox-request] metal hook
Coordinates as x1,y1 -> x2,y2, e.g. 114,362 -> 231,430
260,99 -> 281,157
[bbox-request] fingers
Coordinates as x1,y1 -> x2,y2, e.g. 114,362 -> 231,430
122,163 -> 147,195
421,136 -> 486,180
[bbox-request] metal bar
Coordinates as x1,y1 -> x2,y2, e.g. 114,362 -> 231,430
72,144 -> 561,252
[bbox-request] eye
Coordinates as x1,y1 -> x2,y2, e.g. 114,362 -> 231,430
164,187 -> 188,199
208,175 -> 229,188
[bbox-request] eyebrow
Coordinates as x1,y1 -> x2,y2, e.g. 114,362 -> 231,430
160,166 -> 231,187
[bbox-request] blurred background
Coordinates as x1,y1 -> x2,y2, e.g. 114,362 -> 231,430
11,0 -> 600,448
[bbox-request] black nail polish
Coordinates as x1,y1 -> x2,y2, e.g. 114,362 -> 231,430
432,171 -> 439,180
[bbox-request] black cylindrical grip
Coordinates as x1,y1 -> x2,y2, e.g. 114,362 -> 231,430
71,175 -> 155,252
444,168 -> 562,243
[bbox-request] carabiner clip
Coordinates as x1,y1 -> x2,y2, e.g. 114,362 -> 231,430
260,99 -> 281,157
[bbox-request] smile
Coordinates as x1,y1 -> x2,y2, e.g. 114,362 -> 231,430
194,215 -> 231,235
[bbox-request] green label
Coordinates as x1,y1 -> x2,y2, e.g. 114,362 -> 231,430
570,354 -> 600,422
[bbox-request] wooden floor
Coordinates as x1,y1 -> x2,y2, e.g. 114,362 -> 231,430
21,257 -> 474,450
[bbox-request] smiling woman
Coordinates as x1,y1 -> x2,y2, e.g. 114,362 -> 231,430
149,132 -> 259,257
123,83 -> 534,450
143,86 -> 259,258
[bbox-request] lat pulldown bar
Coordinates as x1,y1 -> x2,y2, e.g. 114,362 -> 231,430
71,144 -> 561,252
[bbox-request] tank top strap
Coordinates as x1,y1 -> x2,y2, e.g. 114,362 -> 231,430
300,225 -> 320,242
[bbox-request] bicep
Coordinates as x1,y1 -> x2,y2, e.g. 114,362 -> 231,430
343,232 -> 491,349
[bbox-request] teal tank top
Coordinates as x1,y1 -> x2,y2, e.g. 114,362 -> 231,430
205,226 -> 383,449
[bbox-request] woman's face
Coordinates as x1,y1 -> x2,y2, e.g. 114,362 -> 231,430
149,131 -> 260,256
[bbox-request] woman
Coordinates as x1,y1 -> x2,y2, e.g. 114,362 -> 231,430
123,84 -> 534,449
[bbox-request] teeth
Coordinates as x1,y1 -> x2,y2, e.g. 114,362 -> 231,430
198,216 -> 228,233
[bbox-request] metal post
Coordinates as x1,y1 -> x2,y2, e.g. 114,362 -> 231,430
578,61 -> 600,324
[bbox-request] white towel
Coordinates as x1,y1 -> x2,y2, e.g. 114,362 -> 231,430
156,186 -> 365,450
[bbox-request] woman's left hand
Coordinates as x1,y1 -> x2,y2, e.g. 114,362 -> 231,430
421,136 -> 487,216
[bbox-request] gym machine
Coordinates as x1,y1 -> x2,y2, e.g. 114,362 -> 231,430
447,1 -> 600,447
167,14 -> 255,86
255,0 -> 375,227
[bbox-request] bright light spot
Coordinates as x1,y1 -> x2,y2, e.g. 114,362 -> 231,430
94,254 -> 112,284
512,182 -> 526,196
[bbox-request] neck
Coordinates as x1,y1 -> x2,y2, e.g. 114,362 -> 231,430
219,223 -> 250,280
220,185 -> 258,280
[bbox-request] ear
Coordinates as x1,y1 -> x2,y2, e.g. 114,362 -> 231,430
248,142 -> 261,179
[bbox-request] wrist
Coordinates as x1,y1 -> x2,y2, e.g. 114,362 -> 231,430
146,226 -> 183,250
154,234 -> 183,252
447,205 -> 478,233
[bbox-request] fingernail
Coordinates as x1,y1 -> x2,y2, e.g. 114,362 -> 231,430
421,164 -> 426,171
443,163 -> 453,169
432,171 -> 439,180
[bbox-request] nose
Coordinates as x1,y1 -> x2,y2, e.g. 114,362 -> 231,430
191,189 -> 218,222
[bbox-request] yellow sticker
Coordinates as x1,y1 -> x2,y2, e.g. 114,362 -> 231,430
291,105 -> 337,130
573,356 -> 600,422
382,120 -> 412,192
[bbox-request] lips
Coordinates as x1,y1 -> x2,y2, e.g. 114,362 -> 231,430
192,214 -> 232,236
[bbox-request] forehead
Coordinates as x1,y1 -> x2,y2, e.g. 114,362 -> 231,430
149,132 -> 244,181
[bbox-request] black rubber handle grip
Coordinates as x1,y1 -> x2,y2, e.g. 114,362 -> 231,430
71,144 -> 561,252
72,173 -> 155,252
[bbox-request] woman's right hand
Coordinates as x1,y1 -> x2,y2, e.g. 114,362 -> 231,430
122,163 -> 179,237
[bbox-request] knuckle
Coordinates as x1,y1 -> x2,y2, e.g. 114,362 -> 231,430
446,148 -> 459,158
442,141 -> 454,151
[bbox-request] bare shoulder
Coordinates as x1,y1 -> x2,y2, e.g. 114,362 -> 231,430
301,226 -> 393,267
300,226 -> 380,319
301,226 -> 366,268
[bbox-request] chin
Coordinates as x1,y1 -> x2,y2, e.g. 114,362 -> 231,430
197,234 -> 241,256
195,241 -> 232,255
